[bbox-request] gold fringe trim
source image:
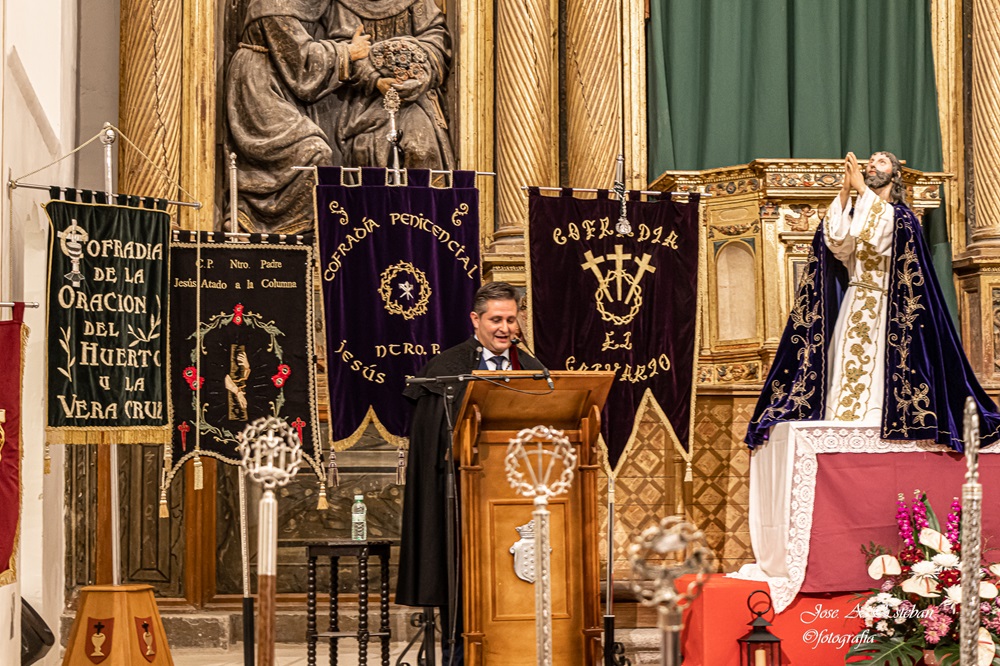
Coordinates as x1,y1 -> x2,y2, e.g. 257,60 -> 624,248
317,483 -> 329,510
45,426 -> 172,445
332,405 -> 408,451
602,388 -> 691,479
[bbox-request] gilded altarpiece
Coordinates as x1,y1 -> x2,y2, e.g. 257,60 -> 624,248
88,0 -> 647,617
650,160 -> 948,571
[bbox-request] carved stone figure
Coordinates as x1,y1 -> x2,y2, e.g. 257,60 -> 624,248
227,0 -> 371,235
226,0 -> 454,235
319,0 -> 455,172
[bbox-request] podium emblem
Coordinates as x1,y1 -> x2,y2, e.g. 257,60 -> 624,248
134,616 -> 157,661
509,519 -> 538,583
85,617 -> 114,664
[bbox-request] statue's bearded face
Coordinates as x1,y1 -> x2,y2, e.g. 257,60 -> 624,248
864,152 -> 895,189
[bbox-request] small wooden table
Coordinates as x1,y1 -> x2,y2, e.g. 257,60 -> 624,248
294,540 -> 393,666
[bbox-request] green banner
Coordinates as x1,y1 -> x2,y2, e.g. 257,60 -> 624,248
45,200 -> 171,444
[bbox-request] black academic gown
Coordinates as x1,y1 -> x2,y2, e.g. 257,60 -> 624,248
395,336 -> 544,607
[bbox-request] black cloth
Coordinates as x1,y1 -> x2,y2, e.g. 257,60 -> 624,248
395,336 -> 544,606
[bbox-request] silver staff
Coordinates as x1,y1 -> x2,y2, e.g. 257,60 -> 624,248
384,88 -> 404,185
629,517 -> 715,666
240,417 -> 303,666
505,425 -> 578,666
613,154 -> 631,236
960,397 -> 982,666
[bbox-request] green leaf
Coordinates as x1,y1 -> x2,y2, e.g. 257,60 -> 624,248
921,492 -> 942,533
846,634 -> 923,666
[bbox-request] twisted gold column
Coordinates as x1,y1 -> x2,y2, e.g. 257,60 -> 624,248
931,0 -> 965,252
119,0 -> 182,222
495,0 -> 558,244
565,0 -> 620,189
971,0 -> 1000,246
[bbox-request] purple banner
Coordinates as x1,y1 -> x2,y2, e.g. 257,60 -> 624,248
316,167 -> 480,447
529,190 -> 699,469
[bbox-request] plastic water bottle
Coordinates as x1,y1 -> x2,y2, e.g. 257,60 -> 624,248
351,494 -> 367,541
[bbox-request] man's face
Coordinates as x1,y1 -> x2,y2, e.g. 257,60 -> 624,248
470,299 -> 519,354
864,153 -> 894,189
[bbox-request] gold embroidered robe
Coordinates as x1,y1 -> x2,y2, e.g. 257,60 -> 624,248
823,188 -> 895,423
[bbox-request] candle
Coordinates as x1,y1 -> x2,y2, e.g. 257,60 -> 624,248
754,647 -> 767,666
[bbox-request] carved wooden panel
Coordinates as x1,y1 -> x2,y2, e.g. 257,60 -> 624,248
66,444 -> 185,603
121,445 -> 185,597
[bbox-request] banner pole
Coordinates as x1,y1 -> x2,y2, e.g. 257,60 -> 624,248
101,123 -> 123,586
229,153 -> 239,234
238,470 -> 255,666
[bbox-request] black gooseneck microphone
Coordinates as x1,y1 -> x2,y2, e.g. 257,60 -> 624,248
510,336 -> 554,390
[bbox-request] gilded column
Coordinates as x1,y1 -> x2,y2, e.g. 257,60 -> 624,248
930,0 -> 965,253
565,0 -> 620,189
119,0 -> 182,221
494,0 -> 559,245
179,0 -> 216,230
970,0 -> 1000,246
954,0 -> 1000,383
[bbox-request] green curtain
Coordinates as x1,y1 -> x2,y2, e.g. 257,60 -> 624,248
646,0 -> 957,317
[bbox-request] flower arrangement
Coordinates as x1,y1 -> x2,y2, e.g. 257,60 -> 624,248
846,491 -> 1000,666
369,38 -> 429,82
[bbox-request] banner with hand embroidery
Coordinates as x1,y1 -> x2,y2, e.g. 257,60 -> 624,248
0,304 -> 27,586
162,236 -> 324,490
315,167 -> 480,448
45,200 -> 171,444
528,190 -> 700,471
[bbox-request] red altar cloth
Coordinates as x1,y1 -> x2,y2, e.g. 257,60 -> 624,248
681,575 -> 865,666
804,450 -> 1000,593
746,423 -> 1000,612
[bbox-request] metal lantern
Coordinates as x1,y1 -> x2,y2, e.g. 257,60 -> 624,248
738,590 -> 781,666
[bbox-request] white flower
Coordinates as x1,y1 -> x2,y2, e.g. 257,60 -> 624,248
932,553 -> 959,568
902,560 -> 941,597
868,554 -> 902,579
942,582 -> 998,609
919,528 -> 952,554
944,585 -> 962,608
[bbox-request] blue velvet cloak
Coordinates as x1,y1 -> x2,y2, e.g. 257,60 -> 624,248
745,202 -> 1000,452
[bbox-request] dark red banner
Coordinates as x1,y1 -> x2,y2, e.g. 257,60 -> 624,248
0,303 -> 26,586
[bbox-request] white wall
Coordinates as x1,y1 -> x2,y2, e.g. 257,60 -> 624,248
1,0 -> 78,662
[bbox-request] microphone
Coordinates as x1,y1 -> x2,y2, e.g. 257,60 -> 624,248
511,337 -> 554,390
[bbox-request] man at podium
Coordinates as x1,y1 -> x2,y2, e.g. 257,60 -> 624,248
396,281 -> 545,663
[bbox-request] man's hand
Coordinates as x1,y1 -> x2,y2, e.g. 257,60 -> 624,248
846,152 -> 866,193
839,154 -> 853,208
348,25 -> 372,62
393,75 -> 430,103
376,77 -> 397,96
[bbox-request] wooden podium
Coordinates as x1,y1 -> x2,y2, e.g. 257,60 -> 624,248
454,370 -> 614,666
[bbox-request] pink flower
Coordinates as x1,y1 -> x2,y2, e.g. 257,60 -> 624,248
912,491 -> 929,532
946,498 -> 961,550
897,493 -> 915,547
920,605 -> 953,645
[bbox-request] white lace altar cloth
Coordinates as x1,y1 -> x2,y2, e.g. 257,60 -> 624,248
730,421 -> 995,613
